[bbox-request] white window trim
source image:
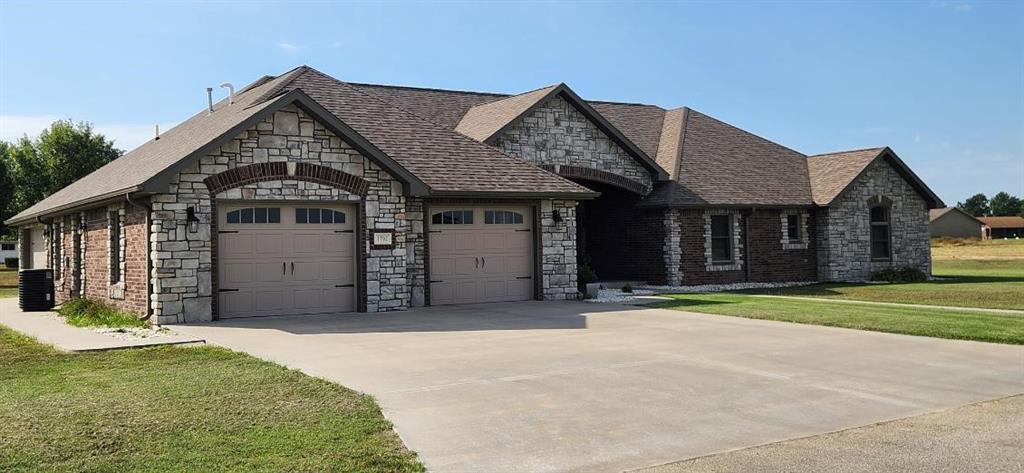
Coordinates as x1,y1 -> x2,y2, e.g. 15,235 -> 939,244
108,204 -> 127,299
780,211 -> 810,250
703,210 -> 743,272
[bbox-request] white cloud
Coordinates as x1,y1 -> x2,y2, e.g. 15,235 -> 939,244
277,42 -> 303,53
0,115 -> 174,151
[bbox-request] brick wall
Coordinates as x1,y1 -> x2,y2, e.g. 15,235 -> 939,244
676,208 -> 817,285
78,204 -> 148,315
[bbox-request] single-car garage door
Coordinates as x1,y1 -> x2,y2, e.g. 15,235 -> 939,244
218,203 -> 356,318
429,206 -> 534,305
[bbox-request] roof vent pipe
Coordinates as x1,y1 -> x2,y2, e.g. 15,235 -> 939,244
220,82 -> 235,105
154,124 -> 160,141
206,87 -> 214,115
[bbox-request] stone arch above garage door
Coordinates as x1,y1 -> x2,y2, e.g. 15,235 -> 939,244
203,162 -> 370,197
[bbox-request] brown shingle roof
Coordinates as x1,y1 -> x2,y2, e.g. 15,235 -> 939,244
589,101 -> 666,158
641,108 -> 814,207
806,148 -> 884,206
455,85 -> 559,141
978,216 -> 1024,229
270,68 -> 593,196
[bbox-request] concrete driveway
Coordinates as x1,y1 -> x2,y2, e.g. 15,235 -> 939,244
172,302 -> 1024,473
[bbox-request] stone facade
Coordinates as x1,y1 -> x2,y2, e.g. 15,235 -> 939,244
817,158 -> 931,281
540,199 -> 579,300
149,105 -> 414,323
662,209 -> 682,286
493,95 -> 653,192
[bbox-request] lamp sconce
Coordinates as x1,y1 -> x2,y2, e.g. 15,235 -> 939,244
42,227 -> 51,237
551,209 -> 562,223
185,206 -> 200,233
78,221 -> 87,231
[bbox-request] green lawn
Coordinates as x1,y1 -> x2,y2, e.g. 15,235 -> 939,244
652,294 -> 1024,345
0,326 -> 423,473
746,240 -> 1024,311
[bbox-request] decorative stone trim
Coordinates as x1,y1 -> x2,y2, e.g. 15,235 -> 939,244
780,211 -> 810,250
202,162 -> 370,196
539,164 -> 649,195
703,210 -> 743,272
663,209 -> 682,285
107,204 -> 127,299
540,199 -> 579,300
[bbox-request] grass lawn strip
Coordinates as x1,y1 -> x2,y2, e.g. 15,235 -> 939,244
749,294 -> 1024,316
652,293 -> 1024,345
0,268 -> 16,298
0,325 -> 423,472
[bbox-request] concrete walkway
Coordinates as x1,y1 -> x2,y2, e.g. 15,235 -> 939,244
750,294 -> 1024,316
636,395 -> 1024,473
172,301 -> 1024,473
0,298 -> 204,351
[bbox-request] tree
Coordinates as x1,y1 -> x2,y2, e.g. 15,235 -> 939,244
0,142 -> 14,238
957,193 -> 989,217
1,120 -> 122,237
989,191 -> 1023,217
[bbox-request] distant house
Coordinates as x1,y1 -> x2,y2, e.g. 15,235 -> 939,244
929,207 -> 984,238
0,240 -> 18,265
978,216 -> 1024,239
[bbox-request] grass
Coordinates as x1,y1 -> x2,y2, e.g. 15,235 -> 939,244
0,268 -> 15,298
746,239 -> 1024,311
0,325 -> 423,472
57,298 -> 148,328
652,293 -> 1024,345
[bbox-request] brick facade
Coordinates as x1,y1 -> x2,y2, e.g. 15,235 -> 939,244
817,158 -> 931,281
578,185 -> 668,284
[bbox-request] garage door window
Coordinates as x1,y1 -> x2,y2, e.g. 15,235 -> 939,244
226,207 -> 281,224
484,210 -> 524,225
296,208 -> 346,224
432,210 -> 474,225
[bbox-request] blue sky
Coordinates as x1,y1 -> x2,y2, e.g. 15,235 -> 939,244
1,1 -> 1021,204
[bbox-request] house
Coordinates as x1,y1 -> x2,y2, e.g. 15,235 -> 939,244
929,207 -> 985,238
4,66 -> 943,324
978,216 -> 1024,239
0,240 -> 18,266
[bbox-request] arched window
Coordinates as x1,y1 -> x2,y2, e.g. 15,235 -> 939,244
431,210 -> 474,225
870,205 -> 890,260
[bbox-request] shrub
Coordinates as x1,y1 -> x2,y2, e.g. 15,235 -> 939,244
870,267 -> 929,283
3,258 -> 17,269
622,283 -> 633,293
57,298 -> 146,328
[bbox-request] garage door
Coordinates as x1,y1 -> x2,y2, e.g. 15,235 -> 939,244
218,203 -> 356,318
429,206 -> 533,305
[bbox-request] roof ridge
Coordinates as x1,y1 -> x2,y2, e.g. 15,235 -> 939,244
249,65 -> 312,106
809,146 -> 886,158
347,81 -> 511,98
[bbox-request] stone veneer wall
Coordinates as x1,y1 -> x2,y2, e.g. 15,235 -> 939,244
149,104 -> 412,324
817,158 -> 931,281
540,199 -> 579,300
662,209 -> 682,286
492,95 -> 653,192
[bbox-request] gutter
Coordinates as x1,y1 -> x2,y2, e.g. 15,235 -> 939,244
5,186 -> 144,227
125,192 -> 153,322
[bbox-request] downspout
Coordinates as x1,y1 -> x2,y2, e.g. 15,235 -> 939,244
743,208 -> 752,282
126,192 -> 153,321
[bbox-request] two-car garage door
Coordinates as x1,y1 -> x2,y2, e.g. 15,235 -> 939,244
218,203 -> 356,318
429,206 -> 534,305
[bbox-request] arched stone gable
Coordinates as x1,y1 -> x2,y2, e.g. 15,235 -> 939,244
202,162 -> 370,196
492,94 -> 654,194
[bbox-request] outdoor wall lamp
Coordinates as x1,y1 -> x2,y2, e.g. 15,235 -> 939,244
42,227 -> 51,237
551,210 -> 562,223
185,206 -> 200,233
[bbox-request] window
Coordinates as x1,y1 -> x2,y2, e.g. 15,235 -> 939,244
109,211 -> 121,283
710,215 -> 733,262
226,207 -> 281,224
870,205 -> 890,260
431,210 -> 474,225
0,243 -> 13,251
786,214 -> 801,242
295,208 -> 346,224
484,210 -> 524,225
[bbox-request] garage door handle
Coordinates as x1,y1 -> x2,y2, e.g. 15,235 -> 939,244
290,262 -> 295,274
475,257 -> 479,268
282,262 -> 286,274
481,257 -> 485,267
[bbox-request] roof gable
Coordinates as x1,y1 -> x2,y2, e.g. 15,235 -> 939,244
929,207 -> 984,226
455,83 -> 670,181
808,147 -> 944,208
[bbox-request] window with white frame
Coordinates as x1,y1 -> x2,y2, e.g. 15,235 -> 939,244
431,210 -> 474,225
